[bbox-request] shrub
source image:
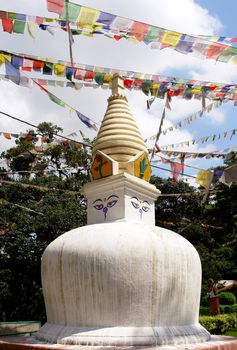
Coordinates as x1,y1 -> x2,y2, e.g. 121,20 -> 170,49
199,313 -> 237,334
201,294 -> 209,307
220,304 -> 237,314
219,292 -> 236,305
199,306 -> 210,316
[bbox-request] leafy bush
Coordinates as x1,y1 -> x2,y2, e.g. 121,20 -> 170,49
220,304 -> 237,314
199,306 -> 210,316
199,313 -> 237,334
219,292 -> 236,305
201,294 -> 209,307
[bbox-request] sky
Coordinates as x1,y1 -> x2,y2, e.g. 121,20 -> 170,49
0,0 -> 237,182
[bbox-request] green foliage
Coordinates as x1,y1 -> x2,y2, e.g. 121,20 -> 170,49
220,304 -> 237,314
224,329 -> 237,336
199,313 -> 237,334
0,122 -> 90,322
199,306 -> 210,316
219,292 -> 236,306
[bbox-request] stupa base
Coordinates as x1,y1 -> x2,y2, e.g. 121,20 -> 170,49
0,335 -> 237,350
35,323 -> 210,346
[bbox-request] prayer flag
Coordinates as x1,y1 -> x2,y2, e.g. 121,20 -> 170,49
46,0 -> 65,15
12,56 -> 23,68
33,61 -> 44,71
161,31 -> 182,47
76,110 -> 97,130
1,18 -> 13,33
170,161 -> 184,182
130,21 -> 149,42
13,19 -> 26,34
60,2 -> 81,22
217,47 -> 237,63
43,63 -> 53,75
205,43 -> 226,60
77,7 -> 100,30
196,170 -> 213,190
27,22 -> 37,39
220,164 -> 237,187
144,26 -> 162,43
3,132 -> 11,140
54,63 -> 65,76
48,92 -> 66,107
97,12 -> 116,26
5,58 -> 21,85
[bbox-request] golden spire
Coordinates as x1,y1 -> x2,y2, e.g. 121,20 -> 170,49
91,74 -> 151,181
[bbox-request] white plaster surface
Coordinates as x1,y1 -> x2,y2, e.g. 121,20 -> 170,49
36,222 -> 210,346
81,173 -> 160,225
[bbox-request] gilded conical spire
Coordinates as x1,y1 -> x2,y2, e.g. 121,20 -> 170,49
91,74 -> 151,181
92,74 -> 147,163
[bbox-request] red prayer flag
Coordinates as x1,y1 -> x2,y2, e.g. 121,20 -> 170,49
21,67 -> 32,72
205,43 -> 226,60
33,61 -> 45,70
46,0 -> 65,15
170,162 -> 184,182
124,79 -> 133,89
1,18 -> 14,33
130,21 -> 149,42
84,71 -> 96,80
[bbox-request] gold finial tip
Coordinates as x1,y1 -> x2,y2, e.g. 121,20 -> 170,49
111,74 -> 124,96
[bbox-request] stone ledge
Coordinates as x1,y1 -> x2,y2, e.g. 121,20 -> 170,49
0,335 -> 237,350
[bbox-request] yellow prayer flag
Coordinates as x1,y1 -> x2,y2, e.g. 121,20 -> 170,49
54,64 -> 65,77
229,55 -> 237,65
0,54 -> 4,65
103,74 -> 112,85
3,133 -> 11,140
161,31 -> 182,46
77,7 -> 100,29
27,22 -> 37,39
196,170 -> 213,190
192,87 -> 202,94
0,54 -> 11,64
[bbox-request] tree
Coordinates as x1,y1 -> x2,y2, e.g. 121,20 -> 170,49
0,122 -> 90,322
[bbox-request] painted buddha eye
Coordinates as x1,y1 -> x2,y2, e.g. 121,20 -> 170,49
131,202 -> 139,209
107,200 -> 118,208
92,199 -> 104,211
142,201 -> 150,212
94,203 -> 104,210
130,196 -> 140,209
142,206 -> 150,212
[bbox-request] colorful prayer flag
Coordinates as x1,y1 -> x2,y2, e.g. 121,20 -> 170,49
76,110 -> 97,130
196,170 -> 213,190
48,92 -> 66,107
60,2 -> 81,22
13,19 -> 26,34
1,18 -> 13,33
46,0 -> 65,15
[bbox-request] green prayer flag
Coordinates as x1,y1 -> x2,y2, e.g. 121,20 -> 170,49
13,20 -> 26,34
217,47 -> 237,63
60,2 -> 81,22
48,92 -> 66,107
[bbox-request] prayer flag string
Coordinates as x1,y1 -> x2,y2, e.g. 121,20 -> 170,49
1,4 -> 237,64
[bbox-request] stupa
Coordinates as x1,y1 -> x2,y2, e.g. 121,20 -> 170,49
35,75 -> 210,347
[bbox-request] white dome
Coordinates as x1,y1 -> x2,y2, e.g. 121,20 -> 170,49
36,222 -> 210,346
